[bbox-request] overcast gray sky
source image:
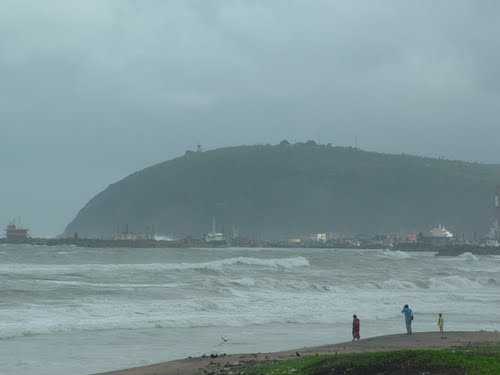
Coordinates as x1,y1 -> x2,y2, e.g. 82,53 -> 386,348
1,1 -> 500,236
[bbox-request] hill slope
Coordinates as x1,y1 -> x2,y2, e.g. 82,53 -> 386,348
64,143 -> 500,239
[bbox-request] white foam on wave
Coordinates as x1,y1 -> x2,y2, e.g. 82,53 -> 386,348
1,274 -> 499,341
377,279 -> 418,289
0,288 -> 373,340
226,278 -> 256,287
3,276 -> 496,342
211,276 -> 339,293
429,275 -> 483,290
3,247 -> 500,346
0,256 -> 310,275
379,250 -> 412,259
366,275 -> 495,291
40,280 -> 181,289
457,252 -> 479,262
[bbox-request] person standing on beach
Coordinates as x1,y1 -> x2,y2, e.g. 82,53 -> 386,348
352,314 -> 360,341
437,313 -> 445,338
401,304 -> 414,335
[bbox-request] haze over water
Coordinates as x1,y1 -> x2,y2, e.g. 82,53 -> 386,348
1,245 -> 499,374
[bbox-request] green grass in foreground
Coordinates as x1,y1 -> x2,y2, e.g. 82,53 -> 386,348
245,346 -> 500,375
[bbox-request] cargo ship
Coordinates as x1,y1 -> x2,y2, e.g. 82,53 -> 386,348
4,223 -> 30,242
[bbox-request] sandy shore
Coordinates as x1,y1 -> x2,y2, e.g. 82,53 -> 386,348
95,331 -> 500,375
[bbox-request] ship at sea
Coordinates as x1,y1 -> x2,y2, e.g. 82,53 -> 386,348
4,222 -> 30,242
204,217 -> 227,247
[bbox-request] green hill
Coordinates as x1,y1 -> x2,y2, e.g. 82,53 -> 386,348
64,142 -> 500,239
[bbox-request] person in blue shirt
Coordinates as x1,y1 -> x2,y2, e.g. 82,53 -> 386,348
401,304 -> 414,335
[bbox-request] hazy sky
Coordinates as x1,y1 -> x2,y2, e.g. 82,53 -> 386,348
1,1 -> 500,236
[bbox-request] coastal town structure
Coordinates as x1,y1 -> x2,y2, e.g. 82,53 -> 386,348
2,186 -> 500,254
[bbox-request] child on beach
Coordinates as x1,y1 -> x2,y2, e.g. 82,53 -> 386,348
352,314 -> 360,341
437,313 -> 445,338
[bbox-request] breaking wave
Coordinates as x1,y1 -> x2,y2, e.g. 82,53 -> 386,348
2,245 -> 500,349
457,252 -> 479,262
40,280 -> 181,289
379,250 -> 412,259
0,256 -> 310,275
368,276 -> 491,291
376,279 -> 419,289
429,275 -> 483,290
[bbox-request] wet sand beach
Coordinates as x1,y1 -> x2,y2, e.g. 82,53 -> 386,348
96,331 -> 500,375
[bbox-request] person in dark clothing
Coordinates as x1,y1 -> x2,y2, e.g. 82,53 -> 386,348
352,314 -> 360,341
401,304 -> 414,335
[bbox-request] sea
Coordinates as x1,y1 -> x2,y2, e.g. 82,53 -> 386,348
1,245 -> 500,375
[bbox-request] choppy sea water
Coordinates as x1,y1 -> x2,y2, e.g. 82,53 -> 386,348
1,245 -> 500,375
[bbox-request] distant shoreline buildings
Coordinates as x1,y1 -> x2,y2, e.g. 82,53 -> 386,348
2,186 -> 500,251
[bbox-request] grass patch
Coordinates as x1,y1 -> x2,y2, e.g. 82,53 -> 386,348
244,346 -> 500,375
